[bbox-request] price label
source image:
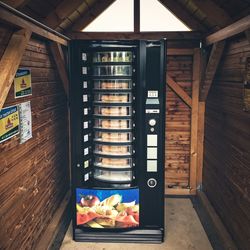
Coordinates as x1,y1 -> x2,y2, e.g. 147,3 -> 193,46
83,121 -> 88,129
83,81 -> 88,88
84,148 -> 89,155
84,108 -> 88,115
84,160 -> 89,168
84,173 -> 89,181
83,95 -> 88,102
84,134 -> 89,142
82,67 -> 87,75
82,53 -> 87,61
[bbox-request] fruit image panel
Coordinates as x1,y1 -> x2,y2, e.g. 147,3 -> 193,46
76,188 -> 139,228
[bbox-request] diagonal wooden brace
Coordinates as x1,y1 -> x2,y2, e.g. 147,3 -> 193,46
0,28 -> 32,110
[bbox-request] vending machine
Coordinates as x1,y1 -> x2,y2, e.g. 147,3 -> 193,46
69,40 -> 166,243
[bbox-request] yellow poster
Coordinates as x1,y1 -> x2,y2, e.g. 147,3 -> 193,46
14,69 -> 32,98
0,106 -> 20,143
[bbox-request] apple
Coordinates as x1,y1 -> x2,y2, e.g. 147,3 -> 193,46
80,195 -> 100,207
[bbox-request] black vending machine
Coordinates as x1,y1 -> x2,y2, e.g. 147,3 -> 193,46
69,40 -> 166,243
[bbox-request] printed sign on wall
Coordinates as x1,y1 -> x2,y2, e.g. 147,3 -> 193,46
14,69 -> 32,98
0,106 -> 20,143
18,101 -> 32,144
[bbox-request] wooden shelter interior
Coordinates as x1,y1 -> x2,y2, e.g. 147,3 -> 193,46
0,0 -> 249,249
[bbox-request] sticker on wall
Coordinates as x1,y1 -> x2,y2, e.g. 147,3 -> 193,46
0,105 -> 20,143
76,188 -> 139,228
18,101 -> 32,144
14,69 -> 32,98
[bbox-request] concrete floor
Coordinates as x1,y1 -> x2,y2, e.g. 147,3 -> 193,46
60,198 -> 212,250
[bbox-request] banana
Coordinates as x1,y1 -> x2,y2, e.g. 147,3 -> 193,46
100,194 -> 122,207
116,201 -> 136,212
87,221 -> 104,228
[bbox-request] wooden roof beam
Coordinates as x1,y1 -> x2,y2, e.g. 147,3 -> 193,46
68,31 -> 202,40
245,29 -> 250,43
159,0 -> 207,32
70,0 -> 116,31
0,29 -> 32,110
1,0 -> 31,9
192,0 -> 232,28
200,41 -> 226,101
167,75 -> 192,108
205,15 -> 250,45
43,0 -> 85,29
0,2 -> 69,46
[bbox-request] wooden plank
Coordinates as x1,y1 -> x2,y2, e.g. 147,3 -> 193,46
167,48 -> 194,55
1,0 -> 31,9
245,28 -> 250,43
0,4 -> 69,46
166,188 -> 193,196
159,0 -> 207,31
197,101 -> 205,188
0,29 -> 31,110
189,48 -> 201,194
197,191 -> 238,250
70,0 -> 116,31
134,0 -> 140,33
35,191 -> 71,250
167,74 -> 192,108
49,42 -> 69,98
205,15 -> 250,46
43,0 -> 84,29
192,0 -> 232,28
200,41 -> 226,101
68,31 -> 202,40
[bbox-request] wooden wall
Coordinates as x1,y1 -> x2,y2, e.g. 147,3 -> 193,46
165,54 -> 192,191
0,23 -> 69,249
203,34 -> 250,250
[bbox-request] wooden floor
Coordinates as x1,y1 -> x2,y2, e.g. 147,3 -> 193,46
60,198 -> 212,250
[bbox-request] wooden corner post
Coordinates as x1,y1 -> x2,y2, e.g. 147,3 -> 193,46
190,48 -> 201,194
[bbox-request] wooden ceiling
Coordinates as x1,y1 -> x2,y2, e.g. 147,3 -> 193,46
1,0 -> 250,34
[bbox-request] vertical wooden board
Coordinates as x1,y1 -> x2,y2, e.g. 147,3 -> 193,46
197,101 -> 205,188
190,48 -> 201,194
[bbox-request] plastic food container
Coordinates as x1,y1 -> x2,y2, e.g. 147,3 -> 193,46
93,51 -> 132,63
94,106 -> 132,116
94,80 -> 131,90
94,144 -> 132,156
94,157 -> 132,169
93,65 -> 132,76
94,93 -> 131,103
94,119 -> 132,130
94,169 -> 133,182
94,131 -> 132,143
